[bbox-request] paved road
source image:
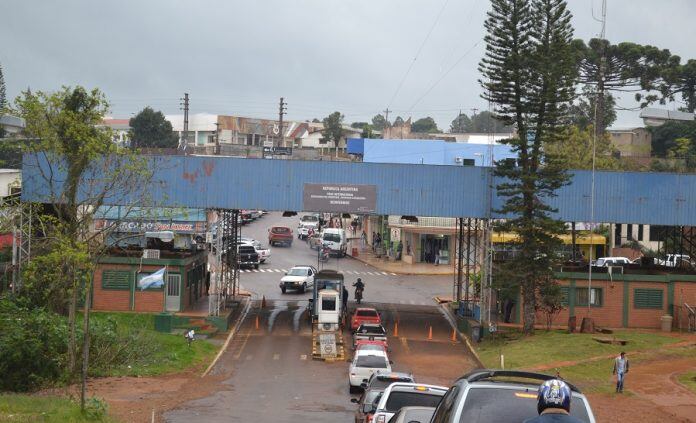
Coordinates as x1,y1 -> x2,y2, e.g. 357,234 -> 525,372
164,299 -> 478,422
237,212 -> 453,304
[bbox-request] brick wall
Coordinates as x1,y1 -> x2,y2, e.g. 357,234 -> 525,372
674,281 -> 696,330
628,282 -> 666,329
133,290 -> 164,312
92,264 -> 131,311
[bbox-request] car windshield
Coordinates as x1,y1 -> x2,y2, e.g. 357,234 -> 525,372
301,215 -> 319,222
323,233 -> 341,242
273,227 -> 290,233
357,309 -> 378,317
357,344 -> 386,353
239,246 -> 255,253
457,387 -> 591,422
287,268 -> 309,276
356,355 -> 388,369
595,259 -> 606,266
358,326 -> 385,335
384,391 -> 444,412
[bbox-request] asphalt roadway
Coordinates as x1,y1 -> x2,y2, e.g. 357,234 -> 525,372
163,213 -> 478,422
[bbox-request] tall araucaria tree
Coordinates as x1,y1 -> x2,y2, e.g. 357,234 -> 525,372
479,0 -> 577,334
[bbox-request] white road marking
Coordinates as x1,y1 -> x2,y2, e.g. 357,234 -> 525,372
300,354 -> 307,360
273,269 -> 282,273
246,354 -> 253,361
259,269 -> 266,272
380,272 -> 389,276
281,269 -> 287,272
273,353 -> 280,360
390,273 -> 397,276
410,300 -> 416,305
252,269 -> 259,272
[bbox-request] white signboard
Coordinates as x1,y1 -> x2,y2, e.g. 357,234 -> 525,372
390,228 -> 401,243
263,140 -> 273,147
319,333 -> 337,358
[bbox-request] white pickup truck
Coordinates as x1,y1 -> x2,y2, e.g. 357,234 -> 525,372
657,254 -> 694,268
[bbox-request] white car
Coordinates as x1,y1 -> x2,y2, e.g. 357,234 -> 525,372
371,383 -> 448,423
279,265 -> 317,293
349,349 -> 392,393
594,257 -> 631,267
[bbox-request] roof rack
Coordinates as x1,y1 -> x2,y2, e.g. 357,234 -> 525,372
459,369 -> 582,393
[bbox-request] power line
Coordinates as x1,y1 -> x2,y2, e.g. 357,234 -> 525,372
385,0 -> 451,110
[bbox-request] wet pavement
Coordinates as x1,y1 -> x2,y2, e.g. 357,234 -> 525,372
163,300 -> 478,422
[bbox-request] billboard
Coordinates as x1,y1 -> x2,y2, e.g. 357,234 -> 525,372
303,183 -> 376,213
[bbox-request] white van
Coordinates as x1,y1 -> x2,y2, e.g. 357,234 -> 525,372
322,228 -> 347,257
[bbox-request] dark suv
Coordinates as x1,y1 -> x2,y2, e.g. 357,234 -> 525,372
430,370 -> 596,423
237,244 -> 260,269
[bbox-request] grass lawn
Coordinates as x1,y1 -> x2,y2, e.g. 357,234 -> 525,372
0,394 -> 114,422
87,312 -> 218,377
475,328 -> 691,393
476,329 -> 680,370
677,370 -> 696,394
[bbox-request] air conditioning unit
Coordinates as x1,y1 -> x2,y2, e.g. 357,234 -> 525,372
143,249 -> 160,259
607,265 -> 623,275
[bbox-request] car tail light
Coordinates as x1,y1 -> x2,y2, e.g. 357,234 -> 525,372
366,415 -> 373,423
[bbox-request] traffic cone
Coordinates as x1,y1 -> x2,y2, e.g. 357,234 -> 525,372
261,295 -> 266,308
393,321 -> 399,337
255,316 -> 260,330
428,326 -> 433,341
451,329 -> 457,342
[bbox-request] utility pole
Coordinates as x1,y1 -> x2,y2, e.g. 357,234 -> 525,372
382,108 -> 391,126
180,93 -> 189,154
278,97 -> 287,148
214,122 -> 220,155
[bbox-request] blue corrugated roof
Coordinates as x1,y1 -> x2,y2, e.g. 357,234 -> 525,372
20,154 -> 696,225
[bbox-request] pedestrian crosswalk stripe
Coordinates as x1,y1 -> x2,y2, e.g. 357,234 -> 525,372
390,273 -> 397,276
252,269 -> 259,272
281,269 -> 287,272
259,269 -> 266,272
380,272 -> 389,275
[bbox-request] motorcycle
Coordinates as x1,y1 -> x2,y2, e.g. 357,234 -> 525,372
319,246 -> 330,262
355,287 -> 363,304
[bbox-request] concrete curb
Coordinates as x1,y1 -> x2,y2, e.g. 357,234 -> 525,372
201,296 -> 252,377
438,302 -> 485,368
347,254 -> 455,276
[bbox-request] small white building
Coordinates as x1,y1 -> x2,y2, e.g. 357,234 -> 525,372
0,115 -> 26,138
166,113 -> 218,147
101,118 -> 131,147
0,169 -> 21,198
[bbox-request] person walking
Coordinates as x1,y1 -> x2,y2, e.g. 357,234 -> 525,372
360,230 -> 367,249
342,286 -> 349,312
612,352 -> 630,393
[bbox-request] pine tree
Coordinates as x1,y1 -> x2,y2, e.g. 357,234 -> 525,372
480,0 -> 577,334
0,62 -> 6,111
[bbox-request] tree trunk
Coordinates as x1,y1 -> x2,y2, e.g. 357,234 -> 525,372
80,274 -> 93,411
595,57 -> 606,138
67,280 -> 78,375
522,284 -> 536,335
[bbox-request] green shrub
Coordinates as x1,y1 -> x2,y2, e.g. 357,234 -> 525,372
0,298 -> 69,391
83,396 -> 108,420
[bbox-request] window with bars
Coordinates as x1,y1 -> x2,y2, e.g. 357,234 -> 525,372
102,270 -> 132,290
576,287 -> 602,307
560,287 -> 570,306
634,288 -> 663,309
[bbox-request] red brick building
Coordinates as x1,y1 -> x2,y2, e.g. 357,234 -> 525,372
92,251 -> 207,313
510,272 -> 696,330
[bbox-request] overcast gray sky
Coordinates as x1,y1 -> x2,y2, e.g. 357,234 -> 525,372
2,0 -> 696,129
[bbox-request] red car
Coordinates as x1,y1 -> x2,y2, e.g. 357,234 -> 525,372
268,226 -> 293,247
351,307 -> 381,331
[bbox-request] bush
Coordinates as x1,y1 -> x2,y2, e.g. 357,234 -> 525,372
0,298 -> 69,391
83,396 -> 108,420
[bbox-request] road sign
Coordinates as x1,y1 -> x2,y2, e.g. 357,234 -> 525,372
319,333 -> 337,358
303,183 -> 377,213
263,146 -> 293,156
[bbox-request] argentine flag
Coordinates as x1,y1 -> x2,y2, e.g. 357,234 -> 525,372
139,267 -> 166,290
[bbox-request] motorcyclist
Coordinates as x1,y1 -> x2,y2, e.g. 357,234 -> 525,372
352,278 -> 365,303
523,379 -> 584,423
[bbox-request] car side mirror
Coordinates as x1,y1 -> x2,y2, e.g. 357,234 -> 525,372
350,398 -> 359,403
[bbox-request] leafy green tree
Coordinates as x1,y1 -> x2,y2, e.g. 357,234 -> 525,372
129,106 -> 178,149
650,120 -> 696,157
14,86 -> 151,407
320,111 -> 344,155
568,86 -> 617,130
450,113 -> 472,132
371,114 -> 388,131
469,110 -> 513,132
480,0 -> 576,334
411,117 -> 440,133
360,125 -> 374,138
545,126 -> 621,170
311,118 -> 321,123
350,121 -> 369,129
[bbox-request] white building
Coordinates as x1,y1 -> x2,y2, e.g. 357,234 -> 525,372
166,113 -> 218,147
0,115 -> 26,137
100,118 -> 131,147
0,169 -> 21,198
